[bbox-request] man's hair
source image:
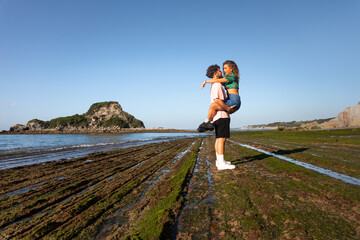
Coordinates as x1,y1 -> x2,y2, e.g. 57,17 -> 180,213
206,64 -> 220,78
223,60 -> 239,78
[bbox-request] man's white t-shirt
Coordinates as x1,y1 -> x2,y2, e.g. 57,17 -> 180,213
210,83 -> 230,122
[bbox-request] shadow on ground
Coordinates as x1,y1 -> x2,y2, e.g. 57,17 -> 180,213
233,148 -> 309,165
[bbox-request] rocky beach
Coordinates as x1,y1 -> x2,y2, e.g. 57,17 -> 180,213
2,1 -> 359,238
1,129 -> 359,239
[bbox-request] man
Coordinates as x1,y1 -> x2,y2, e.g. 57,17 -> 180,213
199,65 -> 235,170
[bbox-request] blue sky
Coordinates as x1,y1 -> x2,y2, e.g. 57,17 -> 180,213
0,0 -> 359,130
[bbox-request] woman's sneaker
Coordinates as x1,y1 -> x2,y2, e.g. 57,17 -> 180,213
197,122 -> 214,132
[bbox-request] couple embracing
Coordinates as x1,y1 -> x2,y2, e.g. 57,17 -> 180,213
197,60 -> 241,170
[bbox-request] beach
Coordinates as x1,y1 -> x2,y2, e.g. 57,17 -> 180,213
0,132 -> 205,170
0,129 -> 359,239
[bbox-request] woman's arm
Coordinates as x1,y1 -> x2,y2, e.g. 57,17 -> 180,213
206,78 -> 227,84
201,78 -> 227,89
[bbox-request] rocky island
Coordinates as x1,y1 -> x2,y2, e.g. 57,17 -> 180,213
7,101 -> 145,133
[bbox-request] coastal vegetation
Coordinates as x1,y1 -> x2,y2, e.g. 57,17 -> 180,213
245,118 -> 334,129
0,129 -> 359,239
97,116 -> 130,128
47,115 -> 89,129
28,115 -> 90,129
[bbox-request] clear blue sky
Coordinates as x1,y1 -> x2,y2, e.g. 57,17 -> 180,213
0,0 -> 359,130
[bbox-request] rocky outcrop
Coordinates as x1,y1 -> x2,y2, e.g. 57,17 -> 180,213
85,102 -> 144,129
9,124 -> 29,132
300,121 -> 319,129
240,102 -> 360,130
9,101 -> 145,132
319,102 -> 360,129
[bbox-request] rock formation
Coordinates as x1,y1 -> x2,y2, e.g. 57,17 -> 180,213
9,101 -> 145,132
319,102 -> 360,129
300,121 -> 319,129
240,102 -> 360,130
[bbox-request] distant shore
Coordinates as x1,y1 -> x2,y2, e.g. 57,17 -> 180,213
0,128 -> 197,135
238,126 -> 277,130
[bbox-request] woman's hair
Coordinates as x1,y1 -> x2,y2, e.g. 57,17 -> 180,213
206,64 -> 220,78
223,60 -> 239,78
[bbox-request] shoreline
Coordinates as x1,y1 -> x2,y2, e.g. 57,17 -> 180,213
0,128 -> 197,135
0,132 -> 208,170
238,126 -> 360,131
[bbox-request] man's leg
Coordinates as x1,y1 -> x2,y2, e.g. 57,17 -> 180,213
215,137 -> 226,155
215,137 -> 232,165
214,119 -> 234,170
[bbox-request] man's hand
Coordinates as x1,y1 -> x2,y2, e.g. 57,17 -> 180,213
201,81 -> 207,89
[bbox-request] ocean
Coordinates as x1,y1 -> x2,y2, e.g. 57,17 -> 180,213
0,132 -> 209,170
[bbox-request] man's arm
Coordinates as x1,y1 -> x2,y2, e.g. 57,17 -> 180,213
213,99 -> 236,114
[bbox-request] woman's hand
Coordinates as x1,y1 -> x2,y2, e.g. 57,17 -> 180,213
201,81 -> 207,89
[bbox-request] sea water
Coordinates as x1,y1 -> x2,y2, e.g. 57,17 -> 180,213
0,132 -> 208,170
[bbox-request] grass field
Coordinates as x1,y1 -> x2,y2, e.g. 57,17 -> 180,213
0,129 -> 359,239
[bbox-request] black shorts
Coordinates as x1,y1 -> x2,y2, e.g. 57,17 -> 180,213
214,118 -> 230,138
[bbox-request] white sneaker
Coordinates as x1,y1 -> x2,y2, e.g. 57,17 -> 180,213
216,160 -> 232,167
216,161 -> 235,170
